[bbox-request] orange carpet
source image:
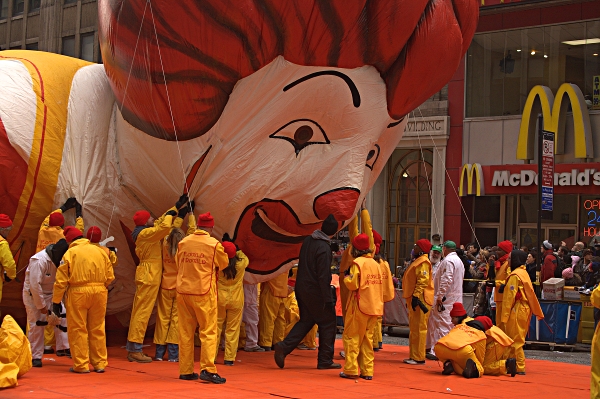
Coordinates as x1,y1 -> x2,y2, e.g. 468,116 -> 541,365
6,341 -> 591,398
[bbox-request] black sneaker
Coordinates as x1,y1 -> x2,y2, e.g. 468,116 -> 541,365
224,360 -> 234,366
425,352 -> 438,361
462,359 -> 480,379
200,370 -> 226,384
274,343 -> 285,369
442,360 -> 454,375
43,347 -> 54,354
505,358 -> 517,377
32,359 -> 42,368
57,349 -> 71,357
259,346 -> 272,352
317,362 -> 342,370
179,373 -> 199,381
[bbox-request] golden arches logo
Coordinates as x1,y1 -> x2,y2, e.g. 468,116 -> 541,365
459,163 -> 484,196
517,83 -> 593,160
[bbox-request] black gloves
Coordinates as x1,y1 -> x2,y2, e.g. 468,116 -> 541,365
75,201 -> 82,218
108,246 -> 117,253
175,194 -> 189,210
60,197 -> 78,212
411,296 -> 419,311
178,205 -> 190,218
222,233 -> 232,242
498,284 -> 506,294
3,272 -> 11,283
52,303 -> 62,316
165,210 -> 177,217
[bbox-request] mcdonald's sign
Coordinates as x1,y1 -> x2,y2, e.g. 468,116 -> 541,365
517,83 -> 593,160
459,163 -> 485,196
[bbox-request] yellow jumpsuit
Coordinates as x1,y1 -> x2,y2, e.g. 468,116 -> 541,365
0,237 -> 17,305
434,323 -> 487,377
591,284 -> 600,399
342,256 -> 383,377
339,209 -> 374,322
495,258 -> 510,331
37,208 -> 84,347
373,259 -> 395,348
176,229 -> 228,375
258,272 -> 288,348
402,254 -> 433,362
53,239 -> 114,372
283,288 -> 317,348
127,208 -> 175,346
501,266 -> 543,373
215,250 -> 248,362
153,216 -> 195,353
482,325 -> 513,375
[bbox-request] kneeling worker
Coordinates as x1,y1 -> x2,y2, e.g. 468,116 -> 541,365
474,316 -> 517,377
434,316 -> 488,378
176,212 -> 228,384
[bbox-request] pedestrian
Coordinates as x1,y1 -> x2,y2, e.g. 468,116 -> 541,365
402,238 -> 433,365
476,316 -> 517,377
258,272 -> 289,351
216,241 -> 249,366
500,250 -> 544,375
23,238 -> 70,367
176,212 -> 228,383
35,197 -> 83,253
52,226 -> 115,373
339,233 -> 384,380
494,240 -> 513,331
426,240 -> 464,360
274,214 -> 340,370
126,195 -> 184,363
371,229 -> 395,351
0,214 -> 17,308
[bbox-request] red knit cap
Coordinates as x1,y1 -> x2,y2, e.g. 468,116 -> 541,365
86,226 -> 102,243
287,278 -> 296,287
416,238 -> 432,254
450,302 -> 467,317
352,233 -> 370,251
49,212 -> 65,227
498,240 -> 513,254
474,316 -> 493,331
63,226 -> 83,243
222,241 -> 237,258
0,214 -> 12,228
133,210 -> 151,226
373,230 -> 382,255
197,212 -> 215,228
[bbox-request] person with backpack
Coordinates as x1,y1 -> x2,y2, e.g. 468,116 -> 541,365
541,240 -> 560,284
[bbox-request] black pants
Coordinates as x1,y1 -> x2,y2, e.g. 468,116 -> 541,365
279,297 -> 336,366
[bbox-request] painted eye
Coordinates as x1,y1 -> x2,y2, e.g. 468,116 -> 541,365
270,119 -> 330,156
365,144 -> 380,170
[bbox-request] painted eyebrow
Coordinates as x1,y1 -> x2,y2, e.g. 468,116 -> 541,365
283,70 -> 361,107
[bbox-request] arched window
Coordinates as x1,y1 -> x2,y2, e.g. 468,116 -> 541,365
387,149 -> 433,272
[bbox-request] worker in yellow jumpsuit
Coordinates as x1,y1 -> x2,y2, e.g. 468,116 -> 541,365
176,212 -> 228,384
473,316 -> 517,377
37,198 -> 84,354
52,234 -> 114,373
215,241 -> 248,365
86,226 -> 118,268
283,273 -> 319,350
339,207 -> 373,321
0,214 -> 17,306
501,249 -> 544,375
402,238 -> 434,365
590,283 -> 600,398
372,229 -> 395,351
126,195 -> 184,362
154,203 -> 195,362
258,272 -> 289,350
434,317 -> 487,378
340,233 -> 384,380
494,240 -> 513,331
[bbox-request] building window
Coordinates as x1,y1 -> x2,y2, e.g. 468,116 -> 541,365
62,36 -> 75,57
387,149 -> 433,270
64,0 -> 76,4
80,33 -> 94,61
0,0 -> 8,19
25,42 -> 38,50
12,0 -> 24,16
466,20 -> 600,118
28,0 -> 39,12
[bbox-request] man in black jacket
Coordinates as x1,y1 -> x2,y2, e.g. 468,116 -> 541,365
274,214 -> 340,370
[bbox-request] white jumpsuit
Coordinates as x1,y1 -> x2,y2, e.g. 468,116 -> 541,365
22,249 -> 68,360
242,283 -> 259,349
426,252 -> 464,354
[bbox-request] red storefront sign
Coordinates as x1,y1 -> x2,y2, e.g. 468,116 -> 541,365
480,163 -> 600,195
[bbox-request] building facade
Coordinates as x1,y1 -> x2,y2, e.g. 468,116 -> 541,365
0,0 -> 101,62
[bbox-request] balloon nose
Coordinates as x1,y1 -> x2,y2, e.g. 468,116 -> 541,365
313,188 -> 361,221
